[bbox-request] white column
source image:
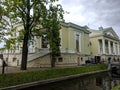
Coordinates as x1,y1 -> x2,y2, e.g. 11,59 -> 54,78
113,42 -> 115,54
115,43 -> 117,55
108,41 -> 111,54
98,40 -> 100,54
79,33 -> 81,52
117,43 -> 120,55
40,37 -> 42,48
113,42 -> 116,55
119,44 -> 120,55
102,39 -> 105,54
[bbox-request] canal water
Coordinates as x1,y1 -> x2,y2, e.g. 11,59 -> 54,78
22,72 -> 120,90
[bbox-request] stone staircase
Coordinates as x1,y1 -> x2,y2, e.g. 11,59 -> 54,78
27,48 -> 50,62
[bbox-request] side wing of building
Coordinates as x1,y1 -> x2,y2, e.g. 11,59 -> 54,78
89,27 -> 120,63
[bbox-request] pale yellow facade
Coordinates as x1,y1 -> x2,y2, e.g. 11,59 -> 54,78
1,23 -> 120,67
59,23 -> 90,54
89,27 -> 120,63
0,22 -> 91,67
28,22 -> 91,67
34,23 -> 90,55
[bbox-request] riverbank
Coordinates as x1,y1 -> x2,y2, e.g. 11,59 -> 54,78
0,64 -> 108,89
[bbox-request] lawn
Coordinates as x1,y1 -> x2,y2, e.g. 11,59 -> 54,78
0,64 -> 107,88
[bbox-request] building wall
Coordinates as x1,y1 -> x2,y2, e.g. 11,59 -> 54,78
35,37 -> 41,51
60,26 -> 69,52
0,52 -> 87,67
68,27 -> 76,53
27,53 -> 86,68
89,28 -> 120,63
0,22 -> 91,67
2,54 -> 22,66
90,36 -> 120,56
60,25 -> 90,54
83,33 -> 90,55
90,37 -> 100,56
27,54 -> 51,67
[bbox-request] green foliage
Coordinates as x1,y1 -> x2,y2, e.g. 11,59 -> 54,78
0,16 -> 20,53
0,64 -> 107,88
41,3 -> 64,67
1,0 -> 64,69
0,0 -> 22,52
112,85 -> 120,90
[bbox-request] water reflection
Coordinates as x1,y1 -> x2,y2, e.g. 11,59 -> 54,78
22,72 -> 120,90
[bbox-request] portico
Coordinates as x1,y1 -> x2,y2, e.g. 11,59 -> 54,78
98,39 -> 120,55
89,27 -> 120,63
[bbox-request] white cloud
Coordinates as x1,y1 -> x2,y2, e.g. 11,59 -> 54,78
63,6 -> 86,23
59,0 -> 120,37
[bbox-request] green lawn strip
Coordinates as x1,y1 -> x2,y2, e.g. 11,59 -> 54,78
112,85 -> 120,90
0,64 -> 107,88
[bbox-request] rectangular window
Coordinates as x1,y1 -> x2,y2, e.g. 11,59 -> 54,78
13,57 -> 17,62
42,33 -> 48,48
58,57 -> 63,62
76,34 -> 79,52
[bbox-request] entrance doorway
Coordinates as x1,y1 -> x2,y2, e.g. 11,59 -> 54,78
41,34 -> 48,48
77,57 -> 80,66
94,56 -> 101,64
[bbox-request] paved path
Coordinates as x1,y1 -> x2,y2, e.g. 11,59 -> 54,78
0,65 -> 83,74
0,66 -> 50,74
0,66 -> 19,74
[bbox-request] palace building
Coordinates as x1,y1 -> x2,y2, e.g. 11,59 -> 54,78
0,22 -> 91,67
27,22 -> 91,67
0,23 -> 120,67
89,27 -> 120,63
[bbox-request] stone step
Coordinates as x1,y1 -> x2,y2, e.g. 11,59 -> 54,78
27,49 -> 50,61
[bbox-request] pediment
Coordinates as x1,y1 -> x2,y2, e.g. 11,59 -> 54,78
103,28 -> 119,39
105,31 -> 114,37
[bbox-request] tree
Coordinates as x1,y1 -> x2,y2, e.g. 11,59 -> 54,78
0,0 -> 20,49
0,9 -> 20,56
3,38 -> 16,63
42,4 -> 64,67
1,0 -> 64,70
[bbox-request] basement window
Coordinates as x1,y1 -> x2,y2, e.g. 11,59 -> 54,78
6,58 -> 8,61
58,57 -> 63,62
13,57 -> 17,62
81,57 -> 83,61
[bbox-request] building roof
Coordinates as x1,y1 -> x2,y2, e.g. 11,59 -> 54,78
61,22 -> 91,34
89,26 -> 119,40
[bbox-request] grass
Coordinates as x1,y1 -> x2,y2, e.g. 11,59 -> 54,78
112,85 -> 120,90
0,64 -> 107,88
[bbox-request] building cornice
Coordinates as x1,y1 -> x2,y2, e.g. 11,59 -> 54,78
90,34 -> 119,41
61,22 -> 91,34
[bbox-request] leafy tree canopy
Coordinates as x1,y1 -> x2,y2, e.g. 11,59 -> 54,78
1,0 -> 64,69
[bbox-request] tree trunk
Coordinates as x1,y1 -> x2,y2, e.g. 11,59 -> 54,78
21,32 -> 29,70
21,0 -> 30,70
51,57 -> 56,68
51,52 -> 56,68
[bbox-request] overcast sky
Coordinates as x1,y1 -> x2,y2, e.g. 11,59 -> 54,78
59,0 -> 120,37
